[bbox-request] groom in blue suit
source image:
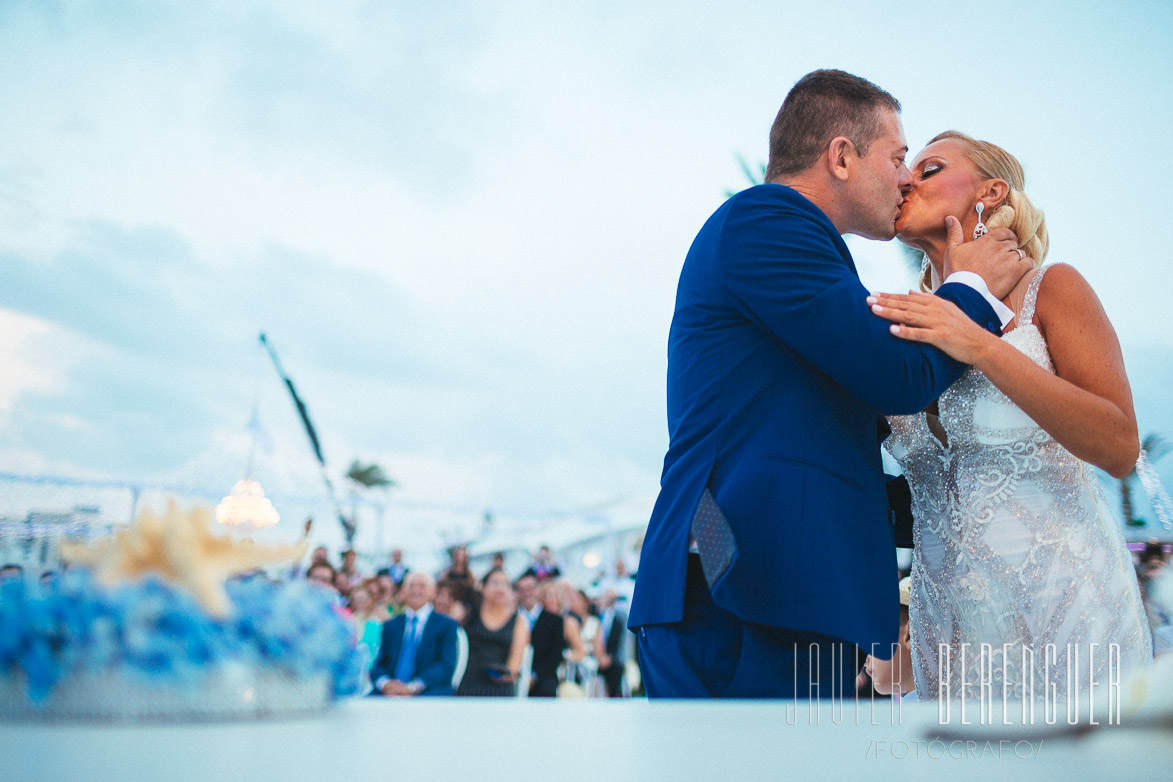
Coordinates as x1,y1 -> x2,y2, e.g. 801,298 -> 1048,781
628,70 -> 1029,698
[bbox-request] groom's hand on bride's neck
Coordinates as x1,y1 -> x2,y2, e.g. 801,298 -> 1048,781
941,216 -> 1032,299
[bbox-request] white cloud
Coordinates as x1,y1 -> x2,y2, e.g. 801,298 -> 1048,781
0,309 -> 62,413
0,1 -> 1170,524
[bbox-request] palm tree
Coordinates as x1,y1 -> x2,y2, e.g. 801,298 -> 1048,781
346,460 -> 395,489
1121,433 -> 1170,525
725,153 -> 765,197
343,460 -> 395,543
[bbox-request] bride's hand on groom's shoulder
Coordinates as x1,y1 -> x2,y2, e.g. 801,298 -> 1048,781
941,216 -> 1031,299
865,290 -> 997,365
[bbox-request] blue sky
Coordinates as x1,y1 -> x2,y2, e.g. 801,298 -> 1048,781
1,1 -> 1171,550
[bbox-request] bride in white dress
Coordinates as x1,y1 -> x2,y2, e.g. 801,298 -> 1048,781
869,131 -> 1152,701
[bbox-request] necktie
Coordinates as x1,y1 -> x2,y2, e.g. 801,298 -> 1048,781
394,615 -> 420,682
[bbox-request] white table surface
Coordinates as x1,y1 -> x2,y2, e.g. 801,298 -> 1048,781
2,697 -> 1169,782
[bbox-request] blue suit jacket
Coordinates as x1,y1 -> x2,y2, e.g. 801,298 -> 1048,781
628,185 -> 1001,650
369,610 -> 459,696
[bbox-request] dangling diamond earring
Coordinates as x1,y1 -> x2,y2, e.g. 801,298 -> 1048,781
972,202 -> 988,240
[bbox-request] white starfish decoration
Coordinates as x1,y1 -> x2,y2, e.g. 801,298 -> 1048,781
60,501 -> 307,618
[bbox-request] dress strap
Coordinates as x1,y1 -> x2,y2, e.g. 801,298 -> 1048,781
1136,444 -> 1173,532
1018,263 -> 1052,326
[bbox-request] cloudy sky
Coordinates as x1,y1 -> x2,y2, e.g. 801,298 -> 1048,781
1,1 -> 1171,550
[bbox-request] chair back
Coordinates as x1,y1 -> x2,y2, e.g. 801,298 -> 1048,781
452,626 -> 469,690
515,644 -> 534,698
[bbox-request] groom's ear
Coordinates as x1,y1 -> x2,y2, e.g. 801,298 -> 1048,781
827,135 -> 855,182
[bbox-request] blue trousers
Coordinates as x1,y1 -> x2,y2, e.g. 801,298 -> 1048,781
636,554 -> 859,698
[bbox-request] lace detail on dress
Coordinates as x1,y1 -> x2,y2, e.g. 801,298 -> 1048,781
885,264 -> 1153,701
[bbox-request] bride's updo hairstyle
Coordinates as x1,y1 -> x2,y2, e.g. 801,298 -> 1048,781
919,131 -> 1049,292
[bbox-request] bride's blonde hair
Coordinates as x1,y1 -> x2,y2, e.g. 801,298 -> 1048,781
918,131 -> 1049,291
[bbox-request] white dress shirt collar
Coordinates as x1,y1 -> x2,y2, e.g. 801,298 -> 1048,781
403,602 -> 432,630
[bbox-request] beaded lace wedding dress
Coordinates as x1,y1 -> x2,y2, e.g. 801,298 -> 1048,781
885,264 -> 1153,701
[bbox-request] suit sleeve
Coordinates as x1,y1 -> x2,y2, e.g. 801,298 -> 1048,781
415,620 -> 458,692
721,201 -> 1002,414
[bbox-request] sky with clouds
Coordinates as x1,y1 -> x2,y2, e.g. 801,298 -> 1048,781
1,1 -> 1171,552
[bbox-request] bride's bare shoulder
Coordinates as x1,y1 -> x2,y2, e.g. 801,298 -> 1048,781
1034,263 -> 1114,336
1037,262 -> 1088,289
1036,263 -> 1103,313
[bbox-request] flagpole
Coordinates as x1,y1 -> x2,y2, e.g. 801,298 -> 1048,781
258,332 -> 355,543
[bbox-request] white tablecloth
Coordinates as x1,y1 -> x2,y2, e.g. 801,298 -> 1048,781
2,698 -> 1169,781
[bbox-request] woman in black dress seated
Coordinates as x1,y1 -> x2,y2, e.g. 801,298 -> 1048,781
457,568 -> 530,696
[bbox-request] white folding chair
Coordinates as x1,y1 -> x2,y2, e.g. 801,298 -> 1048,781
515,644 -> 534,698
452,626 -> 469,691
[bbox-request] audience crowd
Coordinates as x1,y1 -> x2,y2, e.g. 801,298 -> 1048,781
5,538 -> 1167,698
300,543 -> 639,698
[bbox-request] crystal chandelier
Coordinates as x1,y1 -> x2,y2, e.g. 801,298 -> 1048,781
215,479 -> 280,528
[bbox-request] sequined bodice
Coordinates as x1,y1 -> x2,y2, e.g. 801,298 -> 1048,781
885,265 -> 1152,699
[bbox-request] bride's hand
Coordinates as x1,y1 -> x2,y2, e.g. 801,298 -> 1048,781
866,291 -> 999,365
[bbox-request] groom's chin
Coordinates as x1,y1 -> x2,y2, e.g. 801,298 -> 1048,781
851,226 -> 898,242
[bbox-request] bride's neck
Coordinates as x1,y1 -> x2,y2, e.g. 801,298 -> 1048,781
907,237 -> 947,289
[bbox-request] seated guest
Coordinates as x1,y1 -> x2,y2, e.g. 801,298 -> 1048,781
594,589 -> 628,697
557,579 -> 580,620
370,572 -> 459,697
571,589 -> 600,650
457,568 -> 529,696
386,548 -> 409,587
370,573 -> 396,621
306,562 -> 348,615
339,549 -> 363,590
306,562 -> 337,591
521,545 -> 562,582
289,543 -> 330,580
545,582 -> 589,694
438,544 -> 476,590
348,581 -> 386,660
593,557 -> 636,608
433,579 -> 467,624
539,581 -> 587,664
333,569 -> 353,597
516,574 -> 566,697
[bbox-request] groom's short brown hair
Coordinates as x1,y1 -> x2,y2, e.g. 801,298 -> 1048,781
765,69 -> 901,181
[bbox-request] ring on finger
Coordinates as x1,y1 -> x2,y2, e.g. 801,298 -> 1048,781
1014,248 -> 1025,260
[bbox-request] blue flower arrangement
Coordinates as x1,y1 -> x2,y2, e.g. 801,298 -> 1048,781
0,570 -> 361,706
